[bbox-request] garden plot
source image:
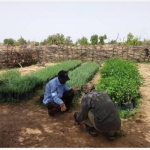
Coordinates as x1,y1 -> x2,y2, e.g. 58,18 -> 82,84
0,63 -> 150,147
0,60 -> 82,102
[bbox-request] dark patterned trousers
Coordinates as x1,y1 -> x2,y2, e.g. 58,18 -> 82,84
45,90 -> 74,116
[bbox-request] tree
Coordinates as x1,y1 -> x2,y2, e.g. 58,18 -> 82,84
125,32 -> 142,45
126,33 -> 134,44
90,34 -> 98,45
15,36 -> 27,46
64,36 -> 73,46
76,37 -> 88,45
46,33 -> 65,45
109,40 -> 117,44
99,34 -> 107,45
40,39 -> 47,45
3,38 -> 15,46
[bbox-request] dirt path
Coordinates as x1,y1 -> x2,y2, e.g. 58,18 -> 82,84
0,63 -> 150,147
0,62 -> 56,75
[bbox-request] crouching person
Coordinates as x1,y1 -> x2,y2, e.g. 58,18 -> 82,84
43,70 -> 79,117
74,82 -> 121,140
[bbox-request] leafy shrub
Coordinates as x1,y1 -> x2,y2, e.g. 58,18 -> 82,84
96,58 -> 143,105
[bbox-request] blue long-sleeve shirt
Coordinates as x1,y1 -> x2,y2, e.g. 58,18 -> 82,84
43,77 -> 71,105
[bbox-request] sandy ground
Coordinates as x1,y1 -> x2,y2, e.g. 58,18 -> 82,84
0,63 -> 150,147
0,62 -> 56,75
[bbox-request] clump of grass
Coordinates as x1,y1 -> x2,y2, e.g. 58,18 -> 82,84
114,130 -> 126,138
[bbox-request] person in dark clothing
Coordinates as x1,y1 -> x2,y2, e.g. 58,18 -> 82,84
144,48 -> 149,56
43,70 -> 79,117
74,82 -> 121,140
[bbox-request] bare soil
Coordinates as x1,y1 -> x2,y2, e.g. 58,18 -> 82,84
0,63 -> 150,148
0,62 -> 56,75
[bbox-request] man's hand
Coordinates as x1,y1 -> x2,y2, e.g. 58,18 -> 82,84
72,87 -> 80,91
60,103 -> 67,112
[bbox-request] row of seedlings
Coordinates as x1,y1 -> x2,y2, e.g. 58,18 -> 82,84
0,60 -> 82,102
66,61 -> 100,106
96,58 -> 143,111
29,60 -> 82,86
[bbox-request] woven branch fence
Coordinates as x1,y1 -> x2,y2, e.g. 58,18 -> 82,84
0,44 -> 149,68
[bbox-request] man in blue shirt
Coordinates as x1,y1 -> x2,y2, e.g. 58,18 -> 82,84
43,70 -> 79,117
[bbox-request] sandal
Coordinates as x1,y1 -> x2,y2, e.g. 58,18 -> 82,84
106,134 -> 115,140
85,124 -> 98,137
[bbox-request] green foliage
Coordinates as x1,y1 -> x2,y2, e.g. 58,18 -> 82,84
30,60 -> 82,84
125,32 -> 142,45
90,34 -> 98,45
67,62 -> 99,88
46,33 -> 65,45
114,130 -> 126,138
117,109 -> 136,119
40,39 -> 47,45
0,60 -> 82,102
100,58 -> 142,83
2,32 -> 148,46
76,37 -> 89,45
0,70 -> 39,94
66,61 -> 99,106
64,36 -> 73,46
96,77 -> 141,103
3,38 -> 15,46
127,33 -> 134,42
96,58 -> 143,104
3,37 -> 27,46
108,40 -> 117,44
71,91 -> 82,108
99,34 -> 107,45
15,36 -> 27,46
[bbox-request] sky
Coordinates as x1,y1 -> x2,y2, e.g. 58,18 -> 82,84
0,1 -> 150,43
